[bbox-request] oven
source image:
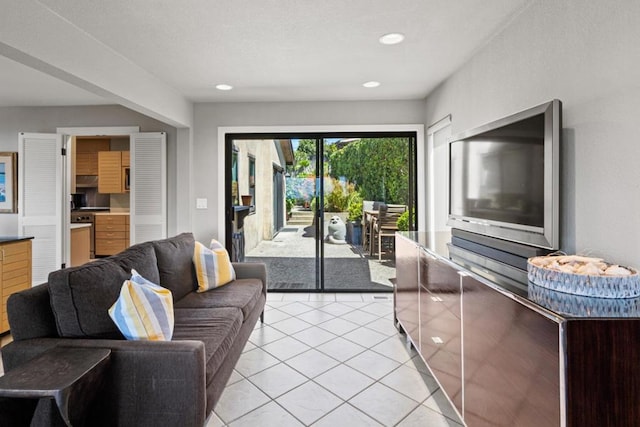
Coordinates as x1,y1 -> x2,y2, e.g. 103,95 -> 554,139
71,211 -> 95,259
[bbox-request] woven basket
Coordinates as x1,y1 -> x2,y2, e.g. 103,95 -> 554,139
528,283 -> 640,316
527,257 -> 640,299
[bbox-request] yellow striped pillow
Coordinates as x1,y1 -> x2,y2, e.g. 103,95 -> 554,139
193,240 -> 236,292
108,269 -> 174,341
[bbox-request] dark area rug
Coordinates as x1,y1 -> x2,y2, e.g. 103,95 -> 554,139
245,256 -> 391,291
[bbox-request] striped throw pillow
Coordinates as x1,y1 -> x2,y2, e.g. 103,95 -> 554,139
108,269 -> 174,341
193,240 -> 236,292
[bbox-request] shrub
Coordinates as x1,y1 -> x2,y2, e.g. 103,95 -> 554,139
396,210 -> 413,231
347,192 -> 363,222
325,178 -> 349,212
286,198 -> 295,213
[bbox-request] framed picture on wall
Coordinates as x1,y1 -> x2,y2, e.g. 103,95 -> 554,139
0,152 -> 17,213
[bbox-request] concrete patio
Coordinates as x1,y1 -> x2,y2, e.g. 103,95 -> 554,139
245,217 -> 396,292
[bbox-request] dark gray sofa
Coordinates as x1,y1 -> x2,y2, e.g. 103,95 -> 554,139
0,233 -> 266,426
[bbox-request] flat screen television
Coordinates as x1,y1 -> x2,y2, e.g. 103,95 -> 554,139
448,99 -> 561,250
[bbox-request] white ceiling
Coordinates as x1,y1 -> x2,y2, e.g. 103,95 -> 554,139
1,0 -> 531,106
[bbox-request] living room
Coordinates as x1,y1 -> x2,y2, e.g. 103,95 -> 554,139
1,0 -> 639,426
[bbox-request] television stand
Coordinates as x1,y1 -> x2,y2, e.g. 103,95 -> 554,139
395,231 -> 640,427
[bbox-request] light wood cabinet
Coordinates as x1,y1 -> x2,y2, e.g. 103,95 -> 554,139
70,225 -> 91,267
76,153 -> 99,175
98,151 -> 129,194
1,239 -> 32,333
95,214 -> 129,256
75,138 -> 110,176
121,150 -> 130,167
98,151 -> 123,193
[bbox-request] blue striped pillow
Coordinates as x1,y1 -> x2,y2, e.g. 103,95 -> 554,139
193,240 -> 236,292
108,269 -> 174,341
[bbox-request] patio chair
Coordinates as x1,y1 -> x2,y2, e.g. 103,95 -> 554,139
361,200 -> 375,251
373,204 -> 407,260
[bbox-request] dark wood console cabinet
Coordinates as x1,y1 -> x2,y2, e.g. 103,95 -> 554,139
395,232 -> 640,427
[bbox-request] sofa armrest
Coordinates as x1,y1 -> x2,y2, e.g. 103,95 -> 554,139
233,262 -> 267,296
1,338 -> 206,427
7,283 -> 59,341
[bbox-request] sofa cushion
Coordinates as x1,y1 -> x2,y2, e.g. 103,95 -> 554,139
109,270 -> 175,341
173,279 -> 263,320
151,233 -> 197,301
172,307 -> 242,386
48,242 -> 159,338
193,240 -> 236,292
109,243 -> 161,284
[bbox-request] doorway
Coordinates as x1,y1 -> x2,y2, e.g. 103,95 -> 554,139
17,127 -> 167,285
225,132 -> 418,293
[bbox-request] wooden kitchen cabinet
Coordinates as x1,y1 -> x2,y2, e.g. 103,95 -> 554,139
95,214 -> 130,256
121,150 -> 130,167
1,239 -> 32,333
75,138 -> 110,176
98,151 -> 130,193
70,225 -> 91,267
98,151 -> 122,193
76,153 -> 99,175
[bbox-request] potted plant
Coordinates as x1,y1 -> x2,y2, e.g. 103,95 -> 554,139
286,198 -> 294,219
346,192 -> 363,244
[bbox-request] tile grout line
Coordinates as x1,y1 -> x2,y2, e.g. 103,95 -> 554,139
217,299 -> 459,427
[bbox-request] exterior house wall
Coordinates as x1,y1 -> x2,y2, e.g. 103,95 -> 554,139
424,0 -> 640,267
232,139 -> 285,254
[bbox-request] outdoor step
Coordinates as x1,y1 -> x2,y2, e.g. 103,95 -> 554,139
287,220 -> 313,225
289,214 -> 314,222
290,211 -> 314,217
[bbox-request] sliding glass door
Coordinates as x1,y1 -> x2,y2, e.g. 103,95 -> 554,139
320,136 -> 415,291
226,133 -> 417,293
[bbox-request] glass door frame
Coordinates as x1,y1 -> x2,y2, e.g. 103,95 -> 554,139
225,131 -> 418,292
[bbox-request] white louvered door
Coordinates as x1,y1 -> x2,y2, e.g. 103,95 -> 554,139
18,132 -> 63,285
130,132 -> 167,244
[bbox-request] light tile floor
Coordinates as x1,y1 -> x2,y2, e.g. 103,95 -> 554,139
207,293 -> 464,427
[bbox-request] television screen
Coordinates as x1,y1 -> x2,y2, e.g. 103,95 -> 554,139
449,113 -> 545,228
447,99 -> 561,250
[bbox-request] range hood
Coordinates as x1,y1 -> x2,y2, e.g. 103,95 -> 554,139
76,175 -> 99,188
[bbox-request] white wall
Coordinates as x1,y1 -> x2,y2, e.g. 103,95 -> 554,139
193,100 -> 426,242
0,105 -> 180,235
424,0 -> 640,267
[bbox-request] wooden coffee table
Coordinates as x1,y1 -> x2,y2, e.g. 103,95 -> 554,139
0,346 -> 111,426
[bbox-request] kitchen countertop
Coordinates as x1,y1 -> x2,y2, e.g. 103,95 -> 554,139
0,236 -> 34,243
70,224 -> 92,230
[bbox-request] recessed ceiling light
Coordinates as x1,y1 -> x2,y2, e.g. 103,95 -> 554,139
379,32 -> 405,45
216,84 -> 233,91
363,81 -> 381,88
